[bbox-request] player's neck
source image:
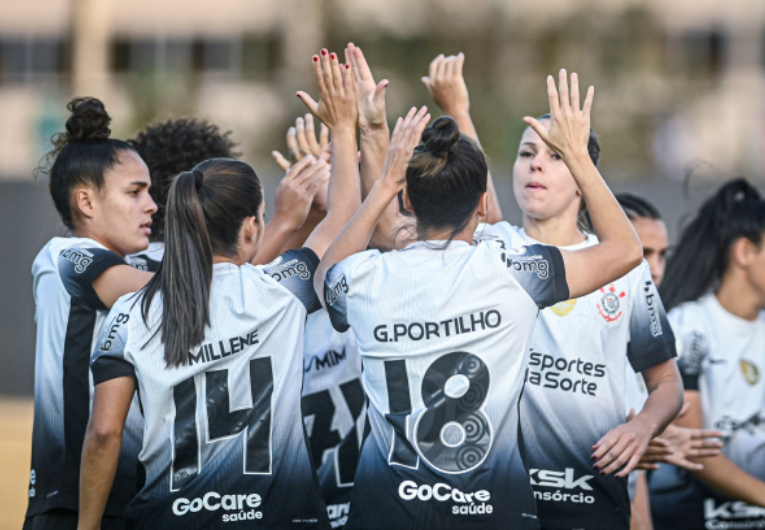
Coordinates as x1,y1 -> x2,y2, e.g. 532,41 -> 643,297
715,272 -> 762,321
71,226 -> 124,257
417,218 -> 479,245
522,214 -> 586,248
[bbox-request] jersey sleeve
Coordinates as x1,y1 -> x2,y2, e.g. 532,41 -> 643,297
669,309 -> 707,391
58,246 -> 126,309
90,298 -> 136,385
260,247 -> 321,314
324,250 -> 381,333
499,243 -> 569,309
626,263 -> 677,373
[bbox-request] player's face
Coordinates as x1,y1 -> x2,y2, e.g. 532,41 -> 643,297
91,150 -> 156,256
632,217 -> 668,286
513,120 -> 581,222
745,236 -> 765,307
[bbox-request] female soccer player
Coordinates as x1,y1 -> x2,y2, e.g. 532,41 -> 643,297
25,97 -> 157,529
78,48 -> 359,529
649,179 -> 765,529
319,71 -> 644,530
475,112 -> 683,529
616,193 -> 723,530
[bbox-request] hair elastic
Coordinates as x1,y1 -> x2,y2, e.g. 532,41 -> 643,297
193,169 -> 204,190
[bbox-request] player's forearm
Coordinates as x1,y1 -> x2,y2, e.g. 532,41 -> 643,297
316,179 -> 398,294
253,217 -> 298,265
692,454 -> 765,507
638,363 -> 684,438
326,125 -> 361,223
78,426 -> 122,529
565,151 -> 642,270
448,110 -> 502,223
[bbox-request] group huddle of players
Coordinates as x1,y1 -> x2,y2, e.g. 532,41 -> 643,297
23,42 -> 765,530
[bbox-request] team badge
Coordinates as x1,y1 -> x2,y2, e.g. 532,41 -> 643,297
740,360 -> 760,386
597,284 -> 626,323
551,299 -> 577,316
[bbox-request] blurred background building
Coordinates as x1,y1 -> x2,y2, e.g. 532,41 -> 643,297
2,0 -> 765,526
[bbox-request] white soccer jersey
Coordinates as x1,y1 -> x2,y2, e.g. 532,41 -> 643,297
477,222 -> 676,530
324,239 -> 570,530
127,241 -> 164,272
90,248 -> 330,529
26,237 -> 142,518
301,310 -> 364,529
649,293 -> 765,529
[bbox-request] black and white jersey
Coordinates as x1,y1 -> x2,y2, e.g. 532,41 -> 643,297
650,293 -> 765,530
26,237 -> 142,517
324,239 -> 569,530
477,223 -> 676,530
127,241 -> 164,272
301,310 -> 364,529
90,248 -> 329,529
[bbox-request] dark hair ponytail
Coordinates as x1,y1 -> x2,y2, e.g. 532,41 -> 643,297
615,193 -> 663,221
38,97 -> 135,230
406,117 -> 488,241
141,158 -> 263,367
660,178 -> 765,311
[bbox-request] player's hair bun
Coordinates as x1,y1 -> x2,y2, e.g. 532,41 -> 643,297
421,116 -> 460,157
64,97 -> 112,144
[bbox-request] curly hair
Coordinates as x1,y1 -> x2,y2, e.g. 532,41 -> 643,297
128,118 -> 239,242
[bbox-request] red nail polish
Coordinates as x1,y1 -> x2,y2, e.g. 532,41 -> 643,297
345,64 -> 350,70
313,56 -> 319,62
330,53 -> 336,60
321,49 -> 327,56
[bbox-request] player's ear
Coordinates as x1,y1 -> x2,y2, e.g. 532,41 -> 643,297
476,192 -> 488,220
402,187 -> 414,214
73,185 -> 97,221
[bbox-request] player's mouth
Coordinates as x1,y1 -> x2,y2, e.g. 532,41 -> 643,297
140,221 -> 152,236
525,181 -> 547,191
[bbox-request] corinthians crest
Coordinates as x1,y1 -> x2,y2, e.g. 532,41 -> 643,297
740,360 -> 760,386
597,284 -> 626,323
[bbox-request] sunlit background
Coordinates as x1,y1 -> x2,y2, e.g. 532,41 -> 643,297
2,0 -> 765,526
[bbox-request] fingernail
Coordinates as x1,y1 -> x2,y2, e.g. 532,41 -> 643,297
345,64 -> 350,70
321,49 -> 327,56
599,471 -> 606,476
313,56 -> 319,62
330,53 -> 336,60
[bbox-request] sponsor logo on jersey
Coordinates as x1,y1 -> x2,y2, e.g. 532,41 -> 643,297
529,468 -> 594,490
326,275 -> 348,307
704,498 -> 765,527
550,298 -> 577,317
327,502 -> 350,528
526,351 -> 606,396
127,256 -> 150,271
398,480 -> 493,516
60,248 -> 94,273
597,284 -> 625,323
187,328 -> 259,366
501,249 -> 550,280
373,310 -> 501,343
28,469 -> 36,498
172,492 -> 263,522
643,281 -> 664,337
267,258 -> 311,282
740,360 -> 760,386
714,412 -> 764,438
98,313 -> 129,352
304,348 -> 346,372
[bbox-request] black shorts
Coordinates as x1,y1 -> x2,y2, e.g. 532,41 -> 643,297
23,509 -> 125,530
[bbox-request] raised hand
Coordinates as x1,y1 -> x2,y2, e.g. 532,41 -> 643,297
297,49 -> 358,131
273,156 -> 328,229
524,69 -> 594,161
346,42 -> 388,132
421,53 -> 469,117
380,106 -> 430,191
272,114 -> 329,171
